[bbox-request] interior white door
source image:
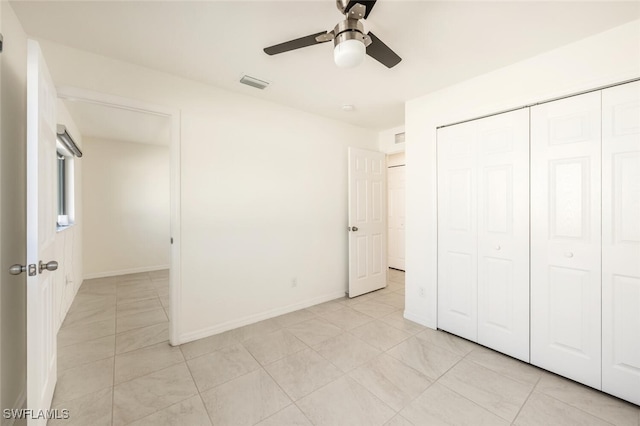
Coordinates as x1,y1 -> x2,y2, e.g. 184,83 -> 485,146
26,40 -> 58,422
531,91 -> 602,389
437,121 -> 478,342
387,165 -> 405,270
348,147 -> 387,297
602,81 -> 640,405
476,109 -> 530,362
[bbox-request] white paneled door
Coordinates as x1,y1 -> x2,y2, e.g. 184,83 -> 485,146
26,40 -> 58,424
348,147 -> 387,297
476,109 -> 530,362
602,81 -> 640,405
437,120 -> 478,342
531,91 -> 602,389
437,109 -> 529,356
387,164 -> 405,270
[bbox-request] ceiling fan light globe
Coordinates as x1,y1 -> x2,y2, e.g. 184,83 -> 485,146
334,38 -> 365,68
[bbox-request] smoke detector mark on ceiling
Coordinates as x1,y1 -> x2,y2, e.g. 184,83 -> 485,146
240,75 -> 270,90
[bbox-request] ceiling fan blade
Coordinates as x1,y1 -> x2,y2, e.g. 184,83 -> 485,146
366,31 -> 401,68
344,1 -> 377,19
264,31 -> 330,56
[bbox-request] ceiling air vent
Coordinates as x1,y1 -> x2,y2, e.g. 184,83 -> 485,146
240,75 -> 270,90
394,132 -> 406,144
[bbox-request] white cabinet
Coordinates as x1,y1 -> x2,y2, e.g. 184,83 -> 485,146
437,109 -> 530,361
530,91 -> 602,389
601,81 -> 640,405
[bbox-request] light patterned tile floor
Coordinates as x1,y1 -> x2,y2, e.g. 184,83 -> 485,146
49,269 -> 640,425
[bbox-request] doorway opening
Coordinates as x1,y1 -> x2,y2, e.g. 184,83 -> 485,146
57,87 -> 181,345
387,152 -> 405,272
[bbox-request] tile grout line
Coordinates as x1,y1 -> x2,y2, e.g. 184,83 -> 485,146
435,379 -> 516,424
239,343 -> 304,424
115,273 -> 152,425
439,350 -> 536,423
112,273 -> 199,426
182,350 -> 215,426
509,374 -> 542,425
110,274 -> 129,426
532,386 -> 622,426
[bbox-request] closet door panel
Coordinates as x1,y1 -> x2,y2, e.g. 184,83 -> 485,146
477,109 -> 530,362
602,81 -> 640,405
437,121 -> 478,342
531,91 -> 602,389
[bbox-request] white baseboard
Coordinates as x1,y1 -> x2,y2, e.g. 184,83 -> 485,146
176,290 -> 346,345
83,265 -> 170,280
404,310 -> 436,330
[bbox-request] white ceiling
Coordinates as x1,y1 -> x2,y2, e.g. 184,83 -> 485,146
62,99 -> 172,146
12,1 -> 640,131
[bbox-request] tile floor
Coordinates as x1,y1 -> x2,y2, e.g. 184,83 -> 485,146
49,269 -> 640,426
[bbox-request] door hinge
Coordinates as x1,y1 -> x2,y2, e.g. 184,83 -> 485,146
170,237 -> 174,244
0,34 -> 3,53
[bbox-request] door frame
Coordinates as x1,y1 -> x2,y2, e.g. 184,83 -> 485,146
56,86 -> 182,345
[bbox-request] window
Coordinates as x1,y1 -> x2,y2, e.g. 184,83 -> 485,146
56,149 -> 74,229
57,153 -> 66,215
56,124 -> 82,230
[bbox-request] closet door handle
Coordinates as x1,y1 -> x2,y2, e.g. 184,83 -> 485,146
565,252 -> 574,258
495,245 -> 501,251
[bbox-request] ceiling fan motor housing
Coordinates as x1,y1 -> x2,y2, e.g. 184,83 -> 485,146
333,19 -> 370,47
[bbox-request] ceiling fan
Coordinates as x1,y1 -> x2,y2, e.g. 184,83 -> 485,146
263,0 -> 401,69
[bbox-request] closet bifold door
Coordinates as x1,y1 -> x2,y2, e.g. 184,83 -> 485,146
437,108 -> 530,358
437,120 -> 478,342
602,81 -> 640,405
530,91 -> 602,389
476,109 -> 530,362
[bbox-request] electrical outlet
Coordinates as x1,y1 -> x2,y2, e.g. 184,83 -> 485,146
291,278 -> 297,288
419,287 -> 426,298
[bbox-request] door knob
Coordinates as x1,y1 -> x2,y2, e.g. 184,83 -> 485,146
351,226 -> 359,232
495,245 -> 501,251
9,264 -> 26,275
39,260 -> 59,274
565,252 -> 574,258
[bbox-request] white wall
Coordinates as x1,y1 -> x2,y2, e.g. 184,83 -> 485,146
379,125 -> 405,154
82,137 -> 170,278
34,39 -> 378,343
405,19 -> 640,328
54,101 -> 83,331
1,0 -> 28,415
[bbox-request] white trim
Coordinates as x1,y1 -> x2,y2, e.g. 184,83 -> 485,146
403,310 -> 434,329
83,264 -> 170,280
176,290 -> 346,345
57,86 -> 176,118
57,86 -> 183,346
168,110 -> 181,347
